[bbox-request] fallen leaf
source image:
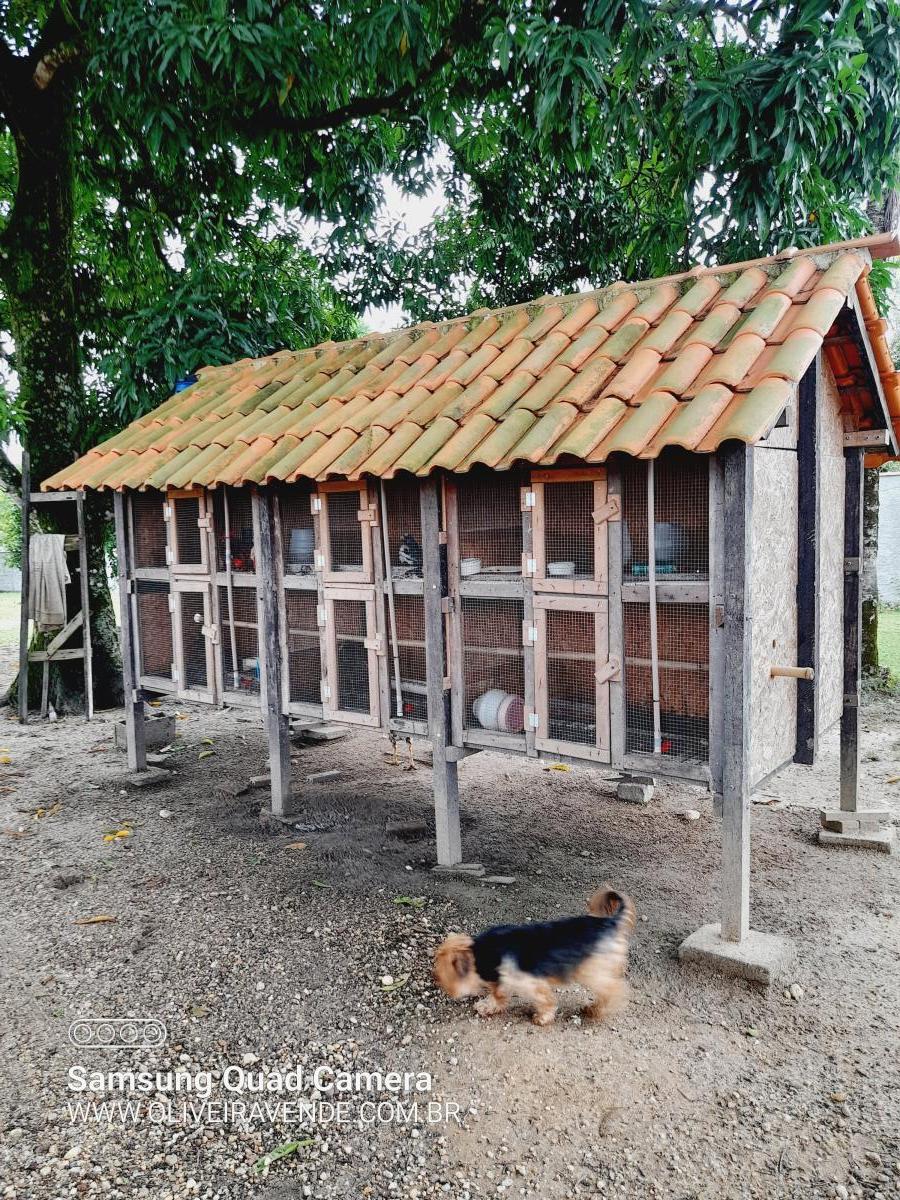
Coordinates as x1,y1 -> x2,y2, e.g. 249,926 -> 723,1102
543,763 -> 570,773
34,802 -> 62,819
2,827 -> 29,838
285,841 -> 307,852
253,1139 -> 313,1176
829,1092 -> 847,1103
102,828 -> 132,842
198,750 -> 215,760
741,1026 -> 759,1038
311,880 -> 331,889
885,776 -> 900,785
201,738 -> 215,745
393,896 -> 426,909
188,1004 -> 210,1018
73,915 -> 117,925
0,754 -> 11,765
148,700 -> 162,706
380,973 -> 410,993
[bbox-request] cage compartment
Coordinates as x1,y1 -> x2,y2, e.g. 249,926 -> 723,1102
532,468 -> 611,595
285,590 -> 323,710
130,493 -> 169,570
173,585 -> 214,696
460,596 -> 526,743
319,483 -> 375,584
134,579 -> 175,686
623,602 -> 709,761
323,590 -> 379,726
621,452 -> 709,582
534,596 -> 611,761
454,470 -> 524,582
218,585 -> 261,697
168,491 -> 209,572
383,478 -> 424,581
278,485 -> 317,579
384,593 -> 428,725
211,488 -> 256,574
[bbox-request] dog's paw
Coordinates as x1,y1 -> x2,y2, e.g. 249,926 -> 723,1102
531,1008 -> 556,1027
475,995 -> 503,1018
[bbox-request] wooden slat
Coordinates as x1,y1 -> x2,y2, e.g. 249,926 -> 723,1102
841,447 -> 863,812
29,647 -> 85,663
607,460 -> 625,767
18,451 -> 30,723
421,476 -> 461,866
521,485 -> 538,756
76,493 -> 93,720
707,455 -> 725,804
795,359 -> 820,764
113,492 -> 146,770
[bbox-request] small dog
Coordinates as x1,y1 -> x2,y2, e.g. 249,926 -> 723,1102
433,887 -> 634,1026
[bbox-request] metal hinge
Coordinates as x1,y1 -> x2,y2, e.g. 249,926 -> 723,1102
125,579 -> 136,595
320,680 -> 331,702
311,496 -> 323,513
165,546 -> 174,565
163,504 -> 171,522
523,622 -> 538,645
522,554 -> 537,577
440,596 -> 451,614
171,665 -> 179,682
201,623 -> 219,644
844,556 -> 861,574
521,489 -> 536,511
527,711 -> 540,730
592,495 -> 621,524
316,604 -> 327,627
314,550 -> 325,571
167,594 -> 175,613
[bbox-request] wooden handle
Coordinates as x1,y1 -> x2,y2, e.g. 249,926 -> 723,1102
770,665 -> 815,680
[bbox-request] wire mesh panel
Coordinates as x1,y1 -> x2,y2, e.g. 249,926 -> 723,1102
212,488 -> 255,573
135,580 -> 173,679
623,602 -> 709,760
385,594 -> 427,721
544,481 -> 594,580
179,591 -> 209,691
544,609 -> 597,746
622,451 -> 708,579
461,597 -> 526,736
218,585 -> 260,694
326,489 -> 365,574
286,591 -> 322,706
384,478 -> 423,579
456,470 -> 523,579
331,597 -> 373,716
279,485 -> 316,576
173,496 -> 204,567
131,493 -> 168,569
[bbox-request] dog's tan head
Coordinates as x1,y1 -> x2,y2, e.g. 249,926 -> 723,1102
433,933 -> 484,999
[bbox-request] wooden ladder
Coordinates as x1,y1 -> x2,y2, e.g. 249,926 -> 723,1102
18,451 -> 93,722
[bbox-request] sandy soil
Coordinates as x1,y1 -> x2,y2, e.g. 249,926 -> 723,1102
0,686 -> 898,1200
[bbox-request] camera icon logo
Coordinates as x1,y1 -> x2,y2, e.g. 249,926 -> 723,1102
67,1018 -> 167,1050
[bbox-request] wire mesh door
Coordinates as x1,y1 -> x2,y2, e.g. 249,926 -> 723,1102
130,494 -> 168,569
134,579 -> 175,687
218,585 -> 260,697
167,491 -> 209,574
534,596 -> 612,762
459,597 -> 527,744
285,590 -> 323,710
323,590 -> 380,726
532,469 -> 613,595
319,483 -> 375,584
173,583 -> 215,699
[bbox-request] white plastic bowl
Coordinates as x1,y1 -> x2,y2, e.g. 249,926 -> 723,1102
548,561 -> 576,577
497,693 -> 525,734
460,557 -> 482,577
473,688 -> 507,730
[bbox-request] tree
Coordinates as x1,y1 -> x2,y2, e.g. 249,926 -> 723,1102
1,0 -> 899,708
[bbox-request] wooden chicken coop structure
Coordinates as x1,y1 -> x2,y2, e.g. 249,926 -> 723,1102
44,233 -> 900,977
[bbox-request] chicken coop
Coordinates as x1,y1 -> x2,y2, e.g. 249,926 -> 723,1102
44,232 -> 900,978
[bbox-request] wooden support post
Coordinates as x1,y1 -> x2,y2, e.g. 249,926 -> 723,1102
840,447 -> 864,813
795,360 -> 820,763
253,490 -> 292,816
421,477 -> 461,866
720,443 -> 753,943
113,492 -> 146,771
607,459 -> 625,766
17,451 -> 30,724
76,492 -> 94,720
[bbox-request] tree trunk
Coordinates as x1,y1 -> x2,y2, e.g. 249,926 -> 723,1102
0,59 -> 122,712
861,466 -> 880,677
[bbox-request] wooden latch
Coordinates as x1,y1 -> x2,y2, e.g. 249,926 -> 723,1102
357,504 -> 379,526
592,495 -> 621,524
595,656 -> 621,685
201,623 -> 219,644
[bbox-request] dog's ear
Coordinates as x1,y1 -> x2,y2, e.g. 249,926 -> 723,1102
433,933 -> 475,996
451,944 -> 475,978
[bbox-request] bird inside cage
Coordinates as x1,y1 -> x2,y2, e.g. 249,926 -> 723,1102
398,534 -> 423,575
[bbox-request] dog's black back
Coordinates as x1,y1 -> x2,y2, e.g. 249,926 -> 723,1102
472,912 -> 624,983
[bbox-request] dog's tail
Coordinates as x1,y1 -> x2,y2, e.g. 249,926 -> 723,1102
588,886 -> 635,930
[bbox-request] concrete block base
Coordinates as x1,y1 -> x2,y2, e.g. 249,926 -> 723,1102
678,923 -> 795,987
818,827 -> 894,854
432,862 -> 485,878
617,775 -> 654,805
115,714 -> 175,752
820,808 -> 892,834
124,766 -> 172,789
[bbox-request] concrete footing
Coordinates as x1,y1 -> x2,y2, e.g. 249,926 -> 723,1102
617,774 -> 654,805
678,923 -> 795,987
818,827 -> 894,854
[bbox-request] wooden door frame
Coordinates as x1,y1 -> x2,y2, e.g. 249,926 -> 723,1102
322,586 -> 380,726
531,468 -> 611,596
318,480 -> 376,585
171,577 -> 217,702
166,488 -> 210,575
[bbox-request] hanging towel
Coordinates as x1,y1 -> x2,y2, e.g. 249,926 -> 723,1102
28,534 -> 70,632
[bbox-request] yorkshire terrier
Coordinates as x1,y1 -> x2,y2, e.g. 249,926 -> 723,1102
433,887 -> 634,1026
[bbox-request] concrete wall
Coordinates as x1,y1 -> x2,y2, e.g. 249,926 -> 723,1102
878,473 -> 900,606
818,362 -> 846,733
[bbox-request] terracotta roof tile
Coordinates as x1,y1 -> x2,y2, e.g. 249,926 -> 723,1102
42,234 -> 900,492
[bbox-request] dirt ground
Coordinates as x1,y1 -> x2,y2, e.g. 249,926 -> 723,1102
0,682 -> 898,1200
